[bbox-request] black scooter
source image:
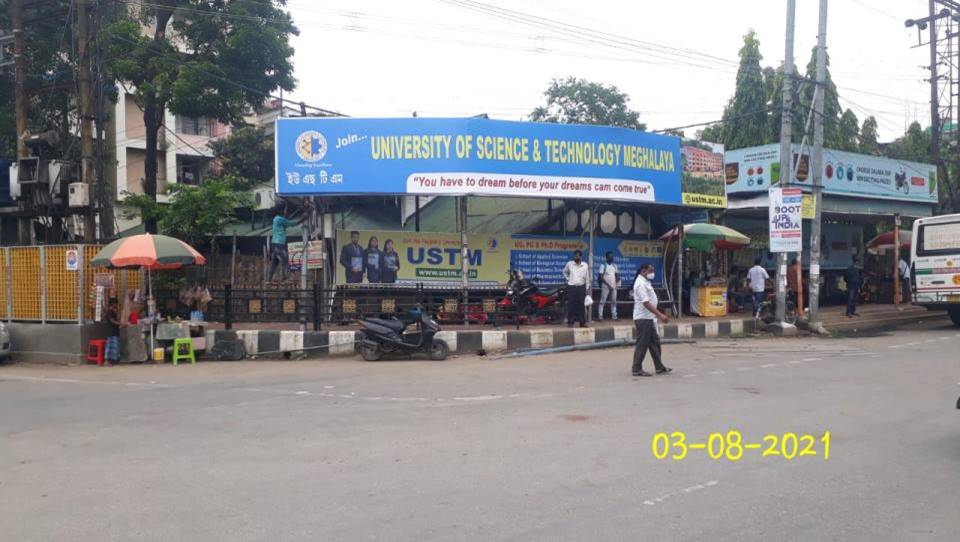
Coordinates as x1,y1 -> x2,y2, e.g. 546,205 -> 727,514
358,307 -> 449,361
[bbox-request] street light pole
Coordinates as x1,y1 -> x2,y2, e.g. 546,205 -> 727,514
775,0 -> 796,324
808,0 -> 829,331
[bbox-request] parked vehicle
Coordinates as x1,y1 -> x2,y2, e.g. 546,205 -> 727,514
0,322 -> 9,360
498,270 -> 566,324
358,306 -> 448,361
910,213 -> 960,327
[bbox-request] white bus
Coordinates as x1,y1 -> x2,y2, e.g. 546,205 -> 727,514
911,213 -> 960,327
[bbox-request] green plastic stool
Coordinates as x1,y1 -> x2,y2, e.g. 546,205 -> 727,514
172,338 -> 196,366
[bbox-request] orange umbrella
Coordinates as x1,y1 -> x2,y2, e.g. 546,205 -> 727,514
90,234 -> 206,269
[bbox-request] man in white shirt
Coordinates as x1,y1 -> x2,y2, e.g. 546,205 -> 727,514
899,256 -> 911,303
747,258 -> 770,318
596,251 -> 619,321
563,250 -> 589,327
632,262 -> 671,377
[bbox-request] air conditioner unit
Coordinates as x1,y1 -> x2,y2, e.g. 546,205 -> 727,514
252,187 -> 277,211
68,182 -> 90,207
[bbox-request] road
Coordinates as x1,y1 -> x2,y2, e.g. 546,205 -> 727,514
2,320 -> 959,541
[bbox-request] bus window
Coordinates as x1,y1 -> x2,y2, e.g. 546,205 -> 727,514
917,221 -> 960,256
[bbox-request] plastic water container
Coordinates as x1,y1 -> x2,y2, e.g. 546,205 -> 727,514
153,347 -> 165,363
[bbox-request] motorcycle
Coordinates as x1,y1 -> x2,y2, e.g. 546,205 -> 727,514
358,306 -> 449,361
497,269 -> 566,324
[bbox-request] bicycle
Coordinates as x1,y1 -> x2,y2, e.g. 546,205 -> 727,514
756,292 -> 798,325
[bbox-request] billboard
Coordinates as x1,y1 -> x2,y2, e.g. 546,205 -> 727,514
681,141 -> 726,208
277,117 -> 691,205
335,230 -> 664,286
723,143 -> 937,203
768,188 -> 803,253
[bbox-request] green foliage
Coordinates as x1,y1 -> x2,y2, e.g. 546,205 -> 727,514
799,47 -> 842,148
719,31 -> 769,150
207,126 -> 274,190
859,116 -> 880,154
121,179 -> 250,244
837,109 -> 860,152
530,77 -> 645,130
885,121 -> 930,163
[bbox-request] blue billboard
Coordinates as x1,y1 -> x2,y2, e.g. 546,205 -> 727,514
275,117 -> 683,204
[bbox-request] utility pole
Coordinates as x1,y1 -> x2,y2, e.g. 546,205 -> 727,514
808,0 -> 828,331
929,0 -> 941,174
76,0 -> 97,241
775,0 -> 796,325
11,0 -> 31,244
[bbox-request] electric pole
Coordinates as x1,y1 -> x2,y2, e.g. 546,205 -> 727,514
77,0 -> 97,241
808,0 -> 828,330
929,0 -> 941,174
10,0 -> 31,244
775,0 -> 796,325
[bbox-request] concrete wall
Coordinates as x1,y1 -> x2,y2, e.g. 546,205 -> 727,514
10,322 -> 111,364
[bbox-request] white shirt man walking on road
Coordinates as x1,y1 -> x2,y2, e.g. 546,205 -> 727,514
632,263 -> 671,377
563,250 -> 589,327
597,251 -> 619,321
747,258 -> 770,318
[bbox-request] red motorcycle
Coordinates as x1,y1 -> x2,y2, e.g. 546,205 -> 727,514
497,270 -> 566,325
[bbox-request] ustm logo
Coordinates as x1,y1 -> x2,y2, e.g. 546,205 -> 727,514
295,130 -> 328,162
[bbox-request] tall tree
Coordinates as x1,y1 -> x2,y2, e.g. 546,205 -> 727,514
207,125 -> 274,191
101,1 -> 297,233
837,109 -> 860,152
885,121 -> 930,163
798,47 -> 842,148
530,77 -> 645,130
859,116 -> 880,154
719,31 -> 768,150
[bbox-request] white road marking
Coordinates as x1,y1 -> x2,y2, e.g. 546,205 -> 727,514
708,370 -> 726,375
760,363 -> 779,368
643,480 -> 720,507
0,374 -> 173,388
786,360 -> 803,364
682,374 -> 698,378
453,395 -> 504,401
736,367 -> 753,371
802,357 -> 822,361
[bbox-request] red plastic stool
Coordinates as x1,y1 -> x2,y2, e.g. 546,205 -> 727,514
86,339 -> 107,366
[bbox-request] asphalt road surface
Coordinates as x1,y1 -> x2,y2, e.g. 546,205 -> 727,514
2,320 -> 960,541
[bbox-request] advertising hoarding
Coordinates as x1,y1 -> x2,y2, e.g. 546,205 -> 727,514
768,187 -> 803,253
335,230 -> 664,286
680,141 -> 726,208
724,143 -> 937,203
277,117 -> 693,205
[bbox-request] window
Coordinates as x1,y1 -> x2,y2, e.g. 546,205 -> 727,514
175,116 -> 211,137
917,221 -> 960,256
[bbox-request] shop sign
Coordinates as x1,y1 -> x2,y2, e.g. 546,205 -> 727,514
769,187 -> 803,253
65,249 -> 79,271
336,230 -> 665,286
725,143 -> 937,204
277,117 -> 689,205
287,240 -> 325,271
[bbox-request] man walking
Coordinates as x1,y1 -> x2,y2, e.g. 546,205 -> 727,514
268,207 -> 295,282
632,263 -> 671,377
898,255 -> 911,304
747,258 -> 769,317
563,249 -> 589,327
596,251 -> 619,321
844,256 -> 862,317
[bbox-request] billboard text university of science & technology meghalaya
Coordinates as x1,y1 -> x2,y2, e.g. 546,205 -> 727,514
275,117 -> 727,208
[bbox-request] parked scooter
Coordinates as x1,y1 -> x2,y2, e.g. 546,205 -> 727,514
358,306 -> 449,361
498,269 -> 566,324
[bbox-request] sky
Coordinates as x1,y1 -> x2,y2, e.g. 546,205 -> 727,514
282,0 -> 933,142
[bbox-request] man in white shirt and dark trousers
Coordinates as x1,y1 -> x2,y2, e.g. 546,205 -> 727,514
563,250 -> 589,327
596,251 -> 619,321
899,256 -> 911,304
747,258 -> 770,318
632,263 -> 671,377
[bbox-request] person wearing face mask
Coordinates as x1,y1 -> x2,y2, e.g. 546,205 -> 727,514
596,251 -> 619,321
632,262 -> 671,377
563,249 -> 589,327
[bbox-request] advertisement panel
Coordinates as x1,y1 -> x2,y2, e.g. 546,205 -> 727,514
769,187 -> 803,253
277,117 -> 684,205
287,240 -> 324,271
681,141 -> 727,208
724,143 -> 937,203
335,230 -> 664,286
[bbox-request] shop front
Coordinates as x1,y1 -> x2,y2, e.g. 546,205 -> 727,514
722,143 -> 938,308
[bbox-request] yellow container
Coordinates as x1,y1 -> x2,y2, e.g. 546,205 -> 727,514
153,347 -> 165,363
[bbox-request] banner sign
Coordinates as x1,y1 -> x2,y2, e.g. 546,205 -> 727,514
680,140 -> 726,208
277,117 -> 692,205
724,143 -> 937,203
769,187 -> 803,253
336,230 -> 664,286
287,240 -> 325,271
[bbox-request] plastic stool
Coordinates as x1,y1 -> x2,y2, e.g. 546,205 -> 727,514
86,339 -> 107,366
172,338 -> 196,366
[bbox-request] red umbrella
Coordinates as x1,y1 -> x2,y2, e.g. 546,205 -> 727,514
867,231 -> 912,255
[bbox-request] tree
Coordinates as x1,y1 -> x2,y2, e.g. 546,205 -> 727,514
765,62 -> 805,145
798,47 -> 842,148
530,77 -> 645,130
837,109 -> 860,152
121,179 -> 249,245
885,121 -> 930,163
207,126 -> 274,191
696,123 -> 723,143
719,31 -> 768,150
101,1 -> 297,233
859,116 -> 880,154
